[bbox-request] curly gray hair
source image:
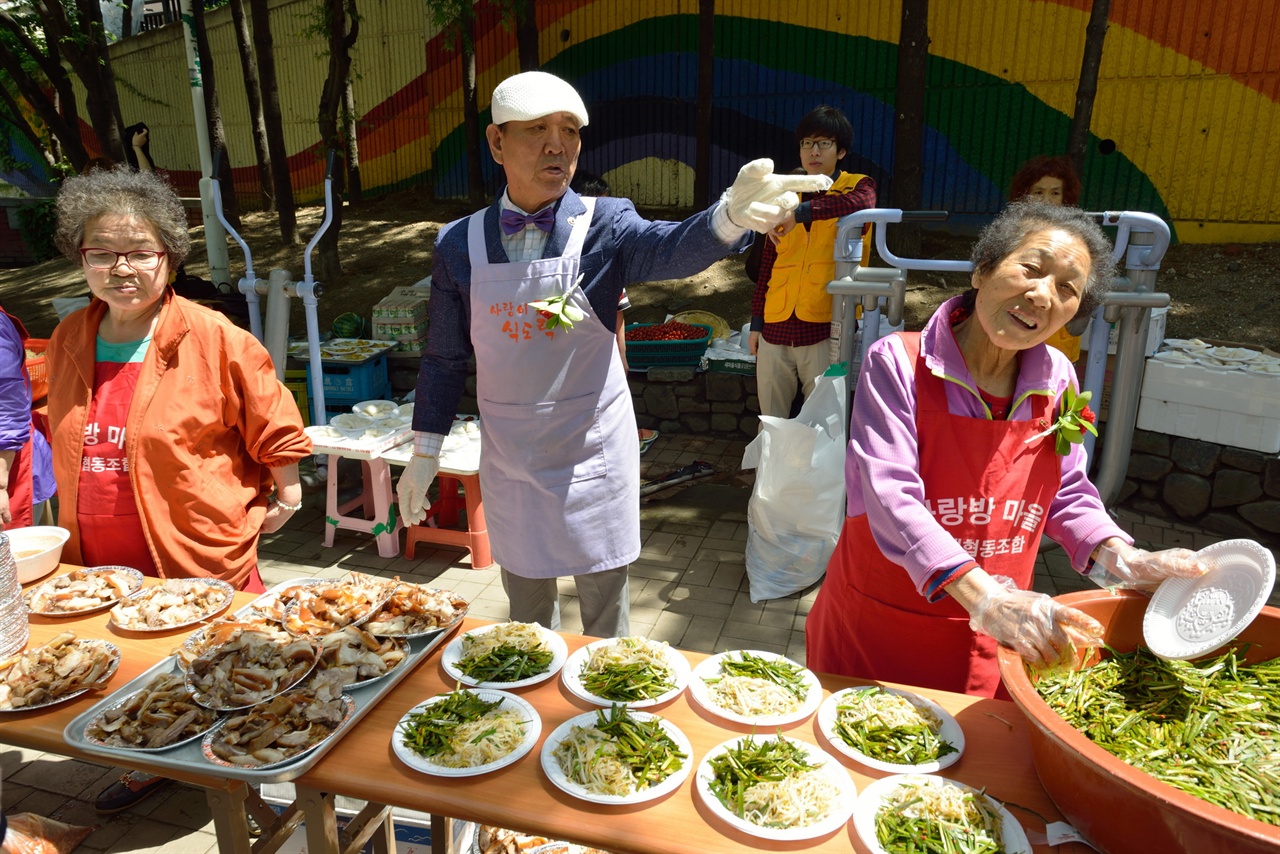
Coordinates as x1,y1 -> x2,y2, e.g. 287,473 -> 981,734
54,165 -> 191,267
967,199 -> 1116,319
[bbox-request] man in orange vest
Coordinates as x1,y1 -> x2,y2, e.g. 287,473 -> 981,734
748,105 -> 876,419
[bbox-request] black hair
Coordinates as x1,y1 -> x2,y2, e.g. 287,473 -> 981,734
570,170 -> 610,197
795,105 -> 854,154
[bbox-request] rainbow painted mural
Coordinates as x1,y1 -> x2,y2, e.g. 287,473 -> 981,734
101,0 -> 1280,243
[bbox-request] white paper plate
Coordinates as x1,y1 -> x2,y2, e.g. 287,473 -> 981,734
695,734 -> 856,841
393,689 -> 540,777
688,650 -> 822,726
540,710 -> 691,804
853,774 -> 1031,854
1194,357 -> 1242,371
1144,538 -> 1276,660
561,637 -> 690,708
816,686 -> 964,774
1207,346 -> 1259,362
1162,338 -> 1209,353
352,400 -> 398,418
1152,349 -> 1198,364
441,624 -> 568,689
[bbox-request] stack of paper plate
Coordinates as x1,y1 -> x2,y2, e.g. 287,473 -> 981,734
0,534 -> 30,658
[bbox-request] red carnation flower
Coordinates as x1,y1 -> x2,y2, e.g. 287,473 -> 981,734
1080,406 -> 1097,424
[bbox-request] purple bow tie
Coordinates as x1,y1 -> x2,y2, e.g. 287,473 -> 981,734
500,207 -> 556,236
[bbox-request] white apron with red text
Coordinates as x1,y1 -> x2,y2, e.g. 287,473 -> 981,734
466,199 -> 640,578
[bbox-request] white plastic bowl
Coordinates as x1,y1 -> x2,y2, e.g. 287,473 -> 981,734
7,525 -> 71,583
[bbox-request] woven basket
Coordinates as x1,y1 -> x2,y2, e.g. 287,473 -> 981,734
24,338 -> 48,402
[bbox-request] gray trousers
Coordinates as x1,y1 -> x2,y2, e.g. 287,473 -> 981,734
500,565 -> 630,638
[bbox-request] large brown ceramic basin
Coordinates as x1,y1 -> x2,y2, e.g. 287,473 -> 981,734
997,589 -> 1280,854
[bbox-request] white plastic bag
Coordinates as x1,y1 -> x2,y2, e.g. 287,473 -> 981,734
741,363 -> 847,602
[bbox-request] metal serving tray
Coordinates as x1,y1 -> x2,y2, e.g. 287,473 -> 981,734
62,578 -> 459,784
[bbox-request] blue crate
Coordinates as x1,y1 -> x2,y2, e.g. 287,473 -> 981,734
304,352 -> 390,404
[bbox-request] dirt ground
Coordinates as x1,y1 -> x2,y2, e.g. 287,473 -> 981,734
5,188 -> 1279,351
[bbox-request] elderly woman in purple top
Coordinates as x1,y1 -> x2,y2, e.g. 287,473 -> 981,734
806,201 -> 1207,698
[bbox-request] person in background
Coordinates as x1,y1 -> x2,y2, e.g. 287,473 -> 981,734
1009,155 -> 1086,361
0,305 -> 53,529
398,70 -> 825,637
570,170 -> 658,454
47,165 -> 313,812
123,122 -> 155,173
749,105 -> 876,419
805,201 -> 1207,698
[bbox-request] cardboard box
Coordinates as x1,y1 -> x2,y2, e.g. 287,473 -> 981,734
1080,306 -> 1167,357
1137,359 -> 1280,453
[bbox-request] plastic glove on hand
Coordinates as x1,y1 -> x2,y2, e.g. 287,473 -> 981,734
1089,540 -> 1209,591
969,576 -> 1104,669
721,159 -> 833,233
396,454 -> 440,527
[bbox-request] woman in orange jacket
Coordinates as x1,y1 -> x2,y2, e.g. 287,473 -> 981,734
46,166 -> 312,594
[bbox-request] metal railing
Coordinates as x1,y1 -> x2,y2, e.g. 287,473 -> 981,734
826,209 -> 1171,507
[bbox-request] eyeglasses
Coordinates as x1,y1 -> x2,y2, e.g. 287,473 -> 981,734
799,139 -> 836,151
80,248 -> 167,271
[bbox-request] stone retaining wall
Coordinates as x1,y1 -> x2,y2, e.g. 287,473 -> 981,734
1119,428 -> 1280,547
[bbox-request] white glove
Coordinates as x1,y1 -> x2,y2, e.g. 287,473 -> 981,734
720,158 -> 833,233
396,454 -> 439,527
967,575 -> 1104,669
1087,539 -> 1209,592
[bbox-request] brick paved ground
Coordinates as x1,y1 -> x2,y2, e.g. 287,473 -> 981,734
3,431 -> 1275,853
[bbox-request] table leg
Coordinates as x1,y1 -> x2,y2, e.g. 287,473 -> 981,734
367,458 -> 402,558
324,453 -> 340,547
294,784 -> 342,854
431,815 -> 455,854
460,473 -> 492,569
206,785 -> 254,854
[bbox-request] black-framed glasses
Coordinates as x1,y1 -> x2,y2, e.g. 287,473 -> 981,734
799,139 -> 836,151
80,248 -> 167,270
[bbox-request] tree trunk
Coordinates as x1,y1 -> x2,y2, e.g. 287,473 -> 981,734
250,0 -> 298,243
192,0 -> 240,229
516,0 -> 539,71
694,0 -> 714,209
343,80 -> 362,203
891,0 -> 928,258
1067,0 -> 1111,180
315,0 -> 358,283
0,37 -> 88,169
228,0 -> 273,209
462,18 -> 485,209
37,0 -> 128,162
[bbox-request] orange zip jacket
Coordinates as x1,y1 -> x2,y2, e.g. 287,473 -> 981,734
47,292 -> 312,589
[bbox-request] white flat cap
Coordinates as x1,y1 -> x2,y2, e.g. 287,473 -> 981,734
490,71 -> 589,128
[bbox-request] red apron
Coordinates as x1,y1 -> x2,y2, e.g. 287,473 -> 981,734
806,332 -> 1060,698
2,308 -> 34,529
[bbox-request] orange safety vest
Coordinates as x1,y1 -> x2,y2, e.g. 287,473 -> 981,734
762,171 -> 869,325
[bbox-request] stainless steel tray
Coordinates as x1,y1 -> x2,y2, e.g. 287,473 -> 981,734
62,578 -> 459,784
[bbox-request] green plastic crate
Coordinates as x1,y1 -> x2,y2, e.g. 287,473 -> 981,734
624,323 -> 712,368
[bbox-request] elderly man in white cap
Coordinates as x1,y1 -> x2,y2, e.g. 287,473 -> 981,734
399,70 -> 828,637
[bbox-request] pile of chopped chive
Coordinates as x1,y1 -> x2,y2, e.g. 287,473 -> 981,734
710,651 -> 808,699
1034,645 -> 1280,826
456,642 -> 553,683
400,689 -> 502,758
587,705 -> 685,788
